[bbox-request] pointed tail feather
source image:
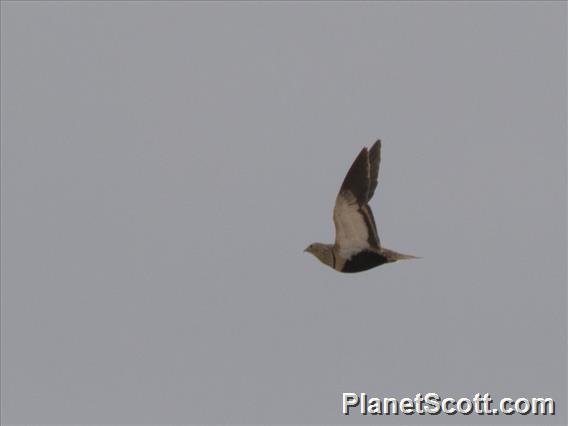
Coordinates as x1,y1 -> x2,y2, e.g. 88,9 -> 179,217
382,248 -> 421,261
396,253 -> 421,260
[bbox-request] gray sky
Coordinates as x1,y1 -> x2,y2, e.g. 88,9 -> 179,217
1,2 -> 566,425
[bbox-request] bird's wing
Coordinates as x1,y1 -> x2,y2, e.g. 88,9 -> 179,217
333,145 -> 381,255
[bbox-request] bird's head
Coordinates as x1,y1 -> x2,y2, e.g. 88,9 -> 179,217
304,243 -> 334,267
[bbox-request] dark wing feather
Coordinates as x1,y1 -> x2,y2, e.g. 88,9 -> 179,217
361,204 -> 380,248
367,140 -> 381,201
338,147 -> 370,204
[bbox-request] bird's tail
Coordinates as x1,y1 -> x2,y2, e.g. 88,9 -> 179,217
382,248 -> 421,261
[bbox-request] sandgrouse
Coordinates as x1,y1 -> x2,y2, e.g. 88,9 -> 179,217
305,140 -> 418,273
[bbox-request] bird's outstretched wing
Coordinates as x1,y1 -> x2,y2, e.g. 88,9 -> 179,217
333,141 -> 382,254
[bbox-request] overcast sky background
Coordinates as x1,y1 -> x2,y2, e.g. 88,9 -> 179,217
1,2 -> 566,425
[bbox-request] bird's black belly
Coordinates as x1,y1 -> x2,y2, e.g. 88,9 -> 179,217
341,250 -> 389,273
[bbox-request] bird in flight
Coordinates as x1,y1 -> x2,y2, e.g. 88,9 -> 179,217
305,140 -> 418,273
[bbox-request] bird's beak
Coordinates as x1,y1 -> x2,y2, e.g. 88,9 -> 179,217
303,247 -> 309,252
